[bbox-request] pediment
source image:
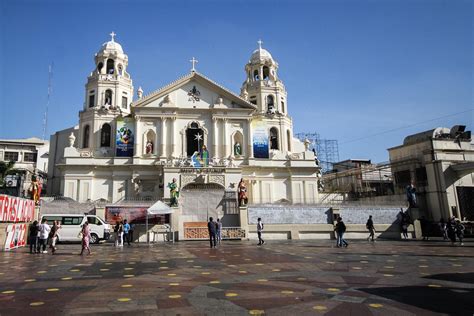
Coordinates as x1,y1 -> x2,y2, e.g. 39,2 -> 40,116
132,72 -> 256,111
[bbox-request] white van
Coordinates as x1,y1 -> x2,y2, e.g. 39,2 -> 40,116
40,214 -> 111,244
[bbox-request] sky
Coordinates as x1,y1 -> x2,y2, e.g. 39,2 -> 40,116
0,0 -> 472,162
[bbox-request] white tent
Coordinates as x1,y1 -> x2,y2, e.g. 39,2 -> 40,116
146,201 -> 173,243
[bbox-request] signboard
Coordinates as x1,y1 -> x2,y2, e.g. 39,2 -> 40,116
252,120 -> 269,158
4,223 -> 27,250
0,195 -> 35,223
105,206 -> 168,225
116,117 -> 135,157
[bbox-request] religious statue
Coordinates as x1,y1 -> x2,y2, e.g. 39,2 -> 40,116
29,175 -> 42,206
406,182 -> 417,208
145,140 -> 153,154
238,178 -> 248,207
168,178 -> 179,207
234,142 -> 242,156
200,145 -> 209,167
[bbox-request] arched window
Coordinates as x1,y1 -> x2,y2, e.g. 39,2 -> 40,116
267,95 -> 275,112
100,124 -> 111,147
105,90 -> 113,106
287,130 -> 292,152
83,125 -> 90,148
253,69 -> 259,81
270,127 -> 279,150
97,62 -> 103,74
106,59 -> 115,74
263,66 -> 269,80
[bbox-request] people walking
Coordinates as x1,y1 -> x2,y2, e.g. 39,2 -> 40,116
455,220 -> 465,246
123,219 -> 131,246
80,222 -> 92,255
447,216 -> 457,245
29,220 -> 39,254
38,218 -> 51,253
49,220 -> 61,254
400,210 -> 410,239
114,220 -> 124,247
208,217 -> 217,248
257,217 -> 265,245
439,218 -> 448,240
334,217 -> 348,248
420,216 -> 430,241
366,215 -> 375,242
216,218 -> 222,245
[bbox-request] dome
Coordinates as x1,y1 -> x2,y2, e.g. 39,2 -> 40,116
250,47 -> 273,63
97,32 -> 124,55
249,40 -> 274,64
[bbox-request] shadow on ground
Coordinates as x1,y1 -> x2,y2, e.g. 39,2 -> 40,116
359,286 -> 474,316
423,272 -> 474,285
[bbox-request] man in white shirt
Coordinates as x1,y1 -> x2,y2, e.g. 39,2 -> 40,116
257,218 -> 265,246
38,219 -> 51,253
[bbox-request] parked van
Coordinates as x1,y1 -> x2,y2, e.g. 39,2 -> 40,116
40,214 -> 110,244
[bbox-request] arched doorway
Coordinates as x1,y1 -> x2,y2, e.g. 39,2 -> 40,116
186,122 -> 204,156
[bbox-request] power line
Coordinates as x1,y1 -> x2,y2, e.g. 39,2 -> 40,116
340,109 -> 473,145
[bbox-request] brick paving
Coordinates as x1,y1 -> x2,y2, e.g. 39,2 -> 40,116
0,240 -> 473,315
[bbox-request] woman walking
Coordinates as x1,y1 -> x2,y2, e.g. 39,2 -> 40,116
80,222 -> 92,255
49,221 -> 61,254
29,220 -> 39,254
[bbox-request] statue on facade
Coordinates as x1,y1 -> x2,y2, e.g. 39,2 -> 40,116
200,145 -> 209,167
29,175 -> 42,206
406,182 -> 417,208
145,140 -> 153,154
168,178 -> 179,207
234,142 -> 242,156
238,178 -> 248,206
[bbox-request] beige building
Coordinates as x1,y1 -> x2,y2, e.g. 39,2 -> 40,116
48,34 -> 320,235
0,137 -> 49,197
388,125 -> 474,221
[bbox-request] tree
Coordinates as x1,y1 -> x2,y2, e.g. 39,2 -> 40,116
0,161 -> 17,187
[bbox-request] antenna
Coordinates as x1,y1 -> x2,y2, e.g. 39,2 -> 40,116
42,63 -> 53,141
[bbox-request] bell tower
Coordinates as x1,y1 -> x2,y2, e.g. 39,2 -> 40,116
240,40 -> 288,116
78,32 -> 134,154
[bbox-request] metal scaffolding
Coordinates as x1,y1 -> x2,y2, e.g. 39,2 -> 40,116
295,132 -> 339,173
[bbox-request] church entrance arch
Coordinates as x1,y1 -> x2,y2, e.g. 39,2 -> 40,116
186,122 -> 204,157
181,183 -> 224,221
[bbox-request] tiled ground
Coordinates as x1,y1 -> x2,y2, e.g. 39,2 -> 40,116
0,240 -> 473,315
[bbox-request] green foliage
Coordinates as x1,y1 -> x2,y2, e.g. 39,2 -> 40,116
0,161 -> 17,187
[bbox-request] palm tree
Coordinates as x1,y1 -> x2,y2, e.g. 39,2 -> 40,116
0,161 -> 17,187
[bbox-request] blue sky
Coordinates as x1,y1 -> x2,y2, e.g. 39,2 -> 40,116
0,0 -> 472,162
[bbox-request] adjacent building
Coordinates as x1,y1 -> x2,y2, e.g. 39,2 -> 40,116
388,125 -> 474,221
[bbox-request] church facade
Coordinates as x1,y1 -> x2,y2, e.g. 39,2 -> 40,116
48,34 -> 320,229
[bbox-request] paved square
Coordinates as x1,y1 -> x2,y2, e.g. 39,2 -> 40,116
0,240 -> 473,315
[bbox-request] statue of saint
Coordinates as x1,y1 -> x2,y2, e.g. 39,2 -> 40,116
29,175 -> 42,206
200,145 -> 209,167
237,178 -> 248,206
167,178 -> 179,207
406,182 -> 417,208
145,140 -> 153,154
234,142 -> 242,156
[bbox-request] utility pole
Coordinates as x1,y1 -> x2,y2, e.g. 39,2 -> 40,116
42,63 -> 53,141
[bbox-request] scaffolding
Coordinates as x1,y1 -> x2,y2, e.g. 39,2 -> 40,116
295,132 -> 339,173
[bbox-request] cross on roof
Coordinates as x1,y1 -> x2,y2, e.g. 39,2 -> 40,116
110,31 -> 116,42
190,57 -> 198,72
257,39 -> 263,49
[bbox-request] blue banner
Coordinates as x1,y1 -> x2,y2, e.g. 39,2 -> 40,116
116,117 -> 135,157
252,120 -> 269,158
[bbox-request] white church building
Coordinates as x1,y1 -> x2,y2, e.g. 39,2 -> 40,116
48,33 -> 320,230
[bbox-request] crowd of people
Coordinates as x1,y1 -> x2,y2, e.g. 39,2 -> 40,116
113,219 -> 133,247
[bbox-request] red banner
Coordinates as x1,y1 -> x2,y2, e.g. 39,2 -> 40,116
0,195 -> 35,223
4,223 -> 27,250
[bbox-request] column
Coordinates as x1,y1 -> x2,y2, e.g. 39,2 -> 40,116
223,118 -> 230,158
160,117 -> 167,158
135,117 -> 141,156
246,119 -> 254,158
171,117 -> 178,158
212,118 -> 218,159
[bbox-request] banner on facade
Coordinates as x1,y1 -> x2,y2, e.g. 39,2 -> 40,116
252,120 -> 269,158
116,117 -> 135,157
0,195 -> 35,223
4,223 -> 27,250
105,206 -> 168,224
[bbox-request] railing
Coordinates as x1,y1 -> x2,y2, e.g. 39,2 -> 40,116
184,226 -> 246,240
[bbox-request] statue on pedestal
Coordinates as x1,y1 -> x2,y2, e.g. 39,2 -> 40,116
168,178 -> 179,207
200,145 -> 209,167
234,142 -> 242,156
29,175 -> 42,206
406,182 -> 417,208
145,140 -> 153,154
238,178 -> 248,206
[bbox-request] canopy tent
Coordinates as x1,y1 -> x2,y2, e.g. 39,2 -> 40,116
146,201 -> 173,243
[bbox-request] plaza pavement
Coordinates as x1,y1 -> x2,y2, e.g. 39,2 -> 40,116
0,239 -> 473,316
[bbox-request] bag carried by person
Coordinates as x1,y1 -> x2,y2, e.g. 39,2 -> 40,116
77,231 -> 83,239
